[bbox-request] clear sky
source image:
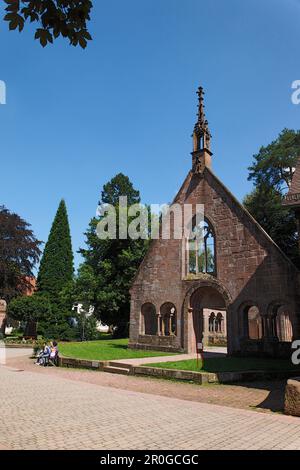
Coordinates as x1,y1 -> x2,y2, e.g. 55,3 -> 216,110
1,0 -> 300,269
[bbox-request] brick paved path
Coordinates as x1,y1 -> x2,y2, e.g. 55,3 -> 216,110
6,354 -> 287,413
0,365 -> 300,450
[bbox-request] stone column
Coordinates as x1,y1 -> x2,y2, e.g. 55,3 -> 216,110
202,308 -> 209,346
265,314 -> 278,341
223,312 -> 227,336
157,314 -> 161,336
262,309 -> 279,357
262,313 -> 270,339
169,314 -> 174,335
161,315 -> 165,336
187,307 -> 195,353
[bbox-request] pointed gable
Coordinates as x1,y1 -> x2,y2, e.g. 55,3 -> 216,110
283,158 -> 300,207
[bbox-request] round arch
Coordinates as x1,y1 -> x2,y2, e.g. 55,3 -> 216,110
183,277 -> 233,310
141,302 -> 157,336
181,278 -> 232,352
267,299 -> 294,342
159,302 -> 177,336
237,300 -> 263,339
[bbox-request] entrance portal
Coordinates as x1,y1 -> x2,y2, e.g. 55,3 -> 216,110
190,286 -> 227,351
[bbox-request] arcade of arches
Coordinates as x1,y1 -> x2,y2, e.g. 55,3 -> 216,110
136,288 -> 294,355
141,302 -> 177,337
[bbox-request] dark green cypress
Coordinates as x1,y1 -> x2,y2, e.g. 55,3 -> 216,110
38,199 -> 74,298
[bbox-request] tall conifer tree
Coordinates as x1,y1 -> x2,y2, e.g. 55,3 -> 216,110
36,200 -> 75,339
38,199 -> 74,297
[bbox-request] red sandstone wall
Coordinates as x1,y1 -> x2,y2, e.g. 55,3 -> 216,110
130,168 -> 300,354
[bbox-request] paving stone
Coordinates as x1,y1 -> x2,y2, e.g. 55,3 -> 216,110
0,364 -> 300,450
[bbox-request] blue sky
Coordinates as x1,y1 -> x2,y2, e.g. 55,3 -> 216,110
1,0 -> 300,269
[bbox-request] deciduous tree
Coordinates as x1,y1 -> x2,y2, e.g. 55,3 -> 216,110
0,205 -> 41,301
4,0 -> 93,48
80,174 -> 149,336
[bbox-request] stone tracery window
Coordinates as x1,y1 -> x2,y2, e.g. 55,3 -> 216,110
188,218 -> 216,275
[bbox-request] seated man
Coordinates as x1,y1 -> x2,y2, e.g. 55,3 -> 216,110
36,342 -> 51,366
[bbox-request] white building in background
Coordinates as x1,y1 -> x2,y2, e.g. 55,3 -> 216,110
72,302 -> 110,333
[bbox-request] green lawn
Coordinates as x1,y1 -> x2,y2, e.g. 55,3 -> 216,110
59,338 -> 176,361
147,357 -> 300,373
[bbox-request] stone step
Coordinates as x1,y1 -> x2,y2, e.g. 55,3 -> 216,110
108,361 -> 132,370
103,365 -> 130,375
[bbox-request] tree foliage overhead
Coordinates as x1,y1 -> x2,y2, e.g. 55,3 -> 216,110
4,0 -> 93,48
80,173 -> 149,336
0,205 -> 41,301
244,185 -> 298,262
244,129 -> 300,266
37,199 -> 74,298
248,129 -> 300,191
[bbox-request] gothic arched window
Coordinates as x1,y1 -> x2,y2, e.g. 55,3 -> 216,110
188,218 -> 216,275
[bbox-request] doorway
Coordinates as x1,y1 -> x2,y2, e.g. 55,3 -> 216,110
190,286 -> 227,352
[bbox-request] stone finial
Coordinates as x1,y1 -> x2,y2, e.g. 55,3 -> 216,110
193,86 -> 212,152
192,86 -> 212,174
196,86 -> 205,126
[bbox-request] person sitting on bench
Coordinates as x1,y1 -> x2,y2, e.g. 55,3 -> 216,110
49,341 -> 59,366
36,342 -> 51,366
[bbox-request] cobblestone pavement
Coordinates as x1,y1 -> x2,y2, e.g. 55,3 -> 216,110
1,364 -> 300,450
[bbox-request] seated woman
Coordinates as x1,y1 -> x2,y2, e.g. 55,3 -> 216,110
49,341 -> 59,366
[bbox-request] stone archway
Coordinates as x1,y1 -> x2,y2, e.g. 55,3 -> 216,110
182,278 -> 232,353
190,286 -> 227,351
267,299 -> 295,342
